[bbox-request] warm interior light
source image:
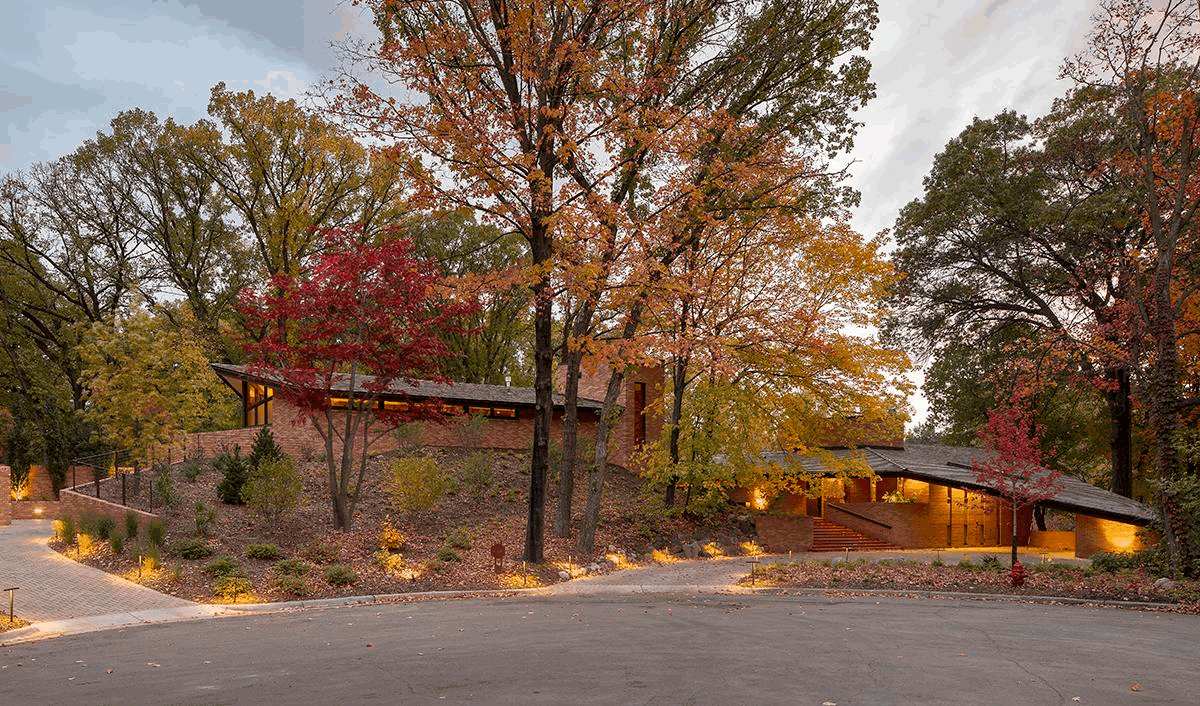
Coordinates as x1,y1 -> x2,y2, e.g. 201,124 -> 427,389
1098,519 -> 1139,552
749,487 -> 768,510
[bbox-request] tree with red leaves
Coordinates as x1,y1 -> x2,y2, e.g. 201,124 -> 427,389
973,394 -> 1064,565
238,229 -> 472,530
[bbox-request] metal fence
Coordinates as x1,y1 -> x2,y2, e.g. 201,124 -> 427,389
66,449 -> 178,514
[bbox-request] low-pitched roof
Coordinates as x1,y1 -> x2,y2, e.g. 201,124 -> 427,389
758,443 -> 1155,526
211,363 -> 604,411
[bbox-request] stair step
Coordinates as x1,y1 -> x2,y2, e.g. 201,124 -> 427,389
809,518 -> 899,552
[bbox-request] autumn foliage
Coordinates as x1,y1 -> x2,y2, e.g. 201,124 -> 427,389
237,228 -> 473,529
973,394 -> 1064,508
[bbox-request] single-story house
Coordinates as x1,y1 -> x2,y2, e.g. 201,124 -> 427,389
745,443 -> 1156,559
195,363 -> 662,469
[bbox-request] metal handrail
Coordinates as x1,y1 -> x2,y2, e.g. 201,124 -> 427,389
827,503 -> 893,530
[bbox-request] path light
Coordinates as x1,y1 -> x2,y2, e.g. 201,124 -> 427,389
5,587 -> 17,623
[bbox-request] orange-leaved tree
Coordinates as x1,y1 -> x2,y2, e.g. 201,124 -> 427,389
237,228 -> 473,530
332,0 -> 879,558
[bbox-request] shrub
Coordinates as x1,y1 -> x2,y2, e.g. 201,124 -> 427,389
444,527 -> 472,550
276,575 -> 307,597
153,463 -> 178,508
124,511 -> 139,539
203,557 -> 242,577
956,558 -> 976,569
54,517 -> 76,544
459,451 -> 495,498
76,533 -> 96,556
1089,548 -> 1169,575
242,456 -> 302,520
146,520 -> 166,548
980,555 -> 1001,570
139,550 -> 159,574
179,451 -> 206,483
426,558 -> 449,573
213,447 -> 249,505
373,550 -> 406,574
213,575 -> 252,600
173,538 -> 213,560
109,534 -> 124,555
324,564 -> 357,586
193,501 -> 218,537
275,558 -> 309,576
96,516 -> 116,541
245,543 -> 283,560
302,542 -> 339,564
379,517 -> 406,551
387,456 -> 450,513
247,425 -> 285,470
436,547 -> 461,562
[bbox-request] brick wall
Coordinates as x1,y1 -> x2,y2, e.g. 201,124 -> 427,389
186,401 -> 612,467
23,465 -> 56,500
1075,515 -> 1151,558
11,501 -> 57,520
1029,530 -> 1076,551
826,486 -> 1028,549
189,367 -> 656,471
569,363 -> 664,469
1,465 -> 9,526
58,489 -> 159,535
755,515 -> 814,552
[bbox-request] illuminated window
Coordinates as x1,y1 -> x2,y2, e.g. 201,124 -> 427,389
491,407 -> 517,419
243,382 -> 273,426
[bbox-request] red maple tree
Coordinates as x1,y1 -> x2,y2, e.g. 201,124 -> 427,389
973,393 -> 1064,564
238,228 -> 472,530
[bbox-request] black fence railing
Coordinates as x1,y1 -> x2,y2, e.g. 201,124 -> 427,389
67,448 -> 178,514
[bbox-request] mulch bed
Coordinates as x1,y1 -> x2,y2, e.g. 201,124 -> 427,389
742,559 -> 1200,612
51,448 -> 758,604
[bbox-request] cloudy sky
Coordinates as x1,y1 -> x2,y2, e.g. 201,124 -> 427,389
1,0 -> 1102,419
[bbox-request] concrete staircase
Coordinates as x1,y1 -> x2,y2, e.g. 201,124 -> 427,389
810,517 -> 899,552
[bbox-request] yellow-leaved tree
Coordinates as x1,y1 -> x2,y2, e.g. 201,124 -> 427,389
79,304 -> 232,463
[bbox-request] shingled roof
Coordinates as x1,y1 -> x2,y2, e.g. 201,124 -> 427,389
758,443 -> 1156,526
211,363 -> 604,411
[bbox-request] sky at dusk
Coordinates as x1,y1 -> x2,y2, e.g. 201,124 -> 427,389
0,0 -> 1105,422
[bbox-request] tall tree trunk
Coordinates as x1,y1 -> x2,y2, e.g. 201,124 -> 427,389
554,344 -> 583,537
524,221 -> 554,563
664,351 -> 688,507
554,298 -> 600,537
1105,367 -> 1134,497
577,368 -> 625,553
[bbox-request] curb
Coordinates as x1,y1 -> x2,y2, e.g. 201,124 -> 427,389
0,588 -> 525,645
739,586 -> 1182,610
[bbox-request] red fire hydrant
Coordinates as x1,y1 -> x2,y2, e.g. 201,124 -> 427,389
1009,561 -> 1027,587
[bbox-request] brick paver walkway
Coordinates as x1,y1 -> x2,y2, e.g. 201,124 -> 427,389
0,519 -> 193,622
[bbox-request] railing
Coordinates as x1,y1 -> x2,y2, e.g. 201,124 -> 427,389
827,503 -> 893,530
67,448 -> 176,514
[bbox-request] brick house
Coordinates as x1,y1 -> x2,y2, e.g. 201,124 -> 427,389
746,442 -> 1156,559
195,363 -> 662,470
